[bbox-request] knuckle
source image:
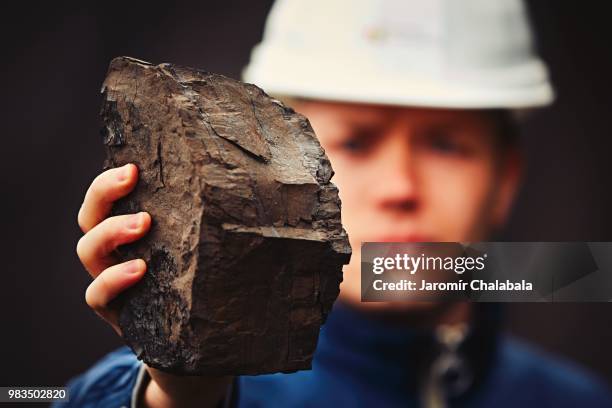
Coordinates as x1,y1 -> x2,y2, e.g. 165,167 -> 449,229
77,205 -> 88,231
84,283 -> 102,311
92,171 -> 108,190
102,219 -> 124,248
97,218 -> 117,247
86,273 -> 113,312
89,171 -> 115,202
87,177 -> 102,201
97,273 -> 113,299
76,236 -> 87,261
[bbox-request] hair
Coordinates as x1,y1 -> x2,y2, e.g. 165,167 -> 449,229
487,109 -> 520,151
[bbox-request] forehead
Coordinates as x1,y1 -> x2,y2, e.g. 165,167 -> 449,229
295,99 -> 493,128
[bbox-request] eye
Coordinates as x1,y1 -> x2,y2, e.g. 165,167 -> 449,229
423,128 -> 472,157
341,138 -> 368,153
430,136 -> 463,154
337,126 -> 379,155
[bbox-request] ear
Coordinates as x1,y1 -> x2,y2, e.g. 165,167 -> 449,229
491,148 -> 523,228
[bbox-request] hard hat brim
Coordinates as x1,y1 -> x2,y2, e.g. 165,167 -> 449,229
243,45 -> 555,110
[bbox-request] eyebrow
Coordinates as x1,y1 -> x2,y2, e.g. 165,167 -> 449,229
340,114 -> 396,136
419,122 -> 459,135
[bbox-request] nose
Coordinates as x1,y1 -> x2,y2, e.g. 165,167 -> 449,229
370,131 -> 419,212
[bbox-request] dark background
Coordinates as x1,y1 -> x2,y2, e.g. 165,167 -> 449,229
1,0 -> 611,388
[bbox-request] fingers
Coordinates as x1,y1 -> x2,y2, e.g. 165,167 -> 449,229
85,259 -> 147,334
76,212 -> 151,277
77,164 -> 148,337
78,164 -> 138,233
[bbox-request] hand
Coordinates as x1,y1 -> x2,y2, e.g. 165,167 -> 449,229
76,163 -> 150,336
76,164 -> 232,408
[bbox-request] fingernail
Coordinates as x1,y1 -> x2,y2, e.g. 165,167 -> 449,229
118,164 -> 131,182
128,212 -> 144,230
125,259 -> 143,274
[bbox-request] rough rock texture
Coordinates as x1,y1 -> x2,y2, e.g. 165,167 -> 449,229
100,56 -> 351,375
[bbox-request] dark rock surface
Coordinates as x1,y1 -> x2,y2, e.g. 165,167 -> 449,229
100,56 -> 351,375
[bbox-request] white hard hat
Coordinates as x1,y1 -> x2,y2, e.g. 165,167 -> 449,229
243,0 -> 554,109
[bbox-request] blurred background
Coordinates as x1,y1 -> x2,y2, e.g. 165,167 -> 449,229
1,0 -> 611,388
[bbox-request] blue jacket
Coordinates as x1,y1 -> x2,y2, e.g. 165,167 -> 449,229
55,302 -> 612,407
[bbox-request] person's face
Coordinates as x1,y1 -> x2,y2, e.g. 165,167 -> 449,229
293,100 -> 521,304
